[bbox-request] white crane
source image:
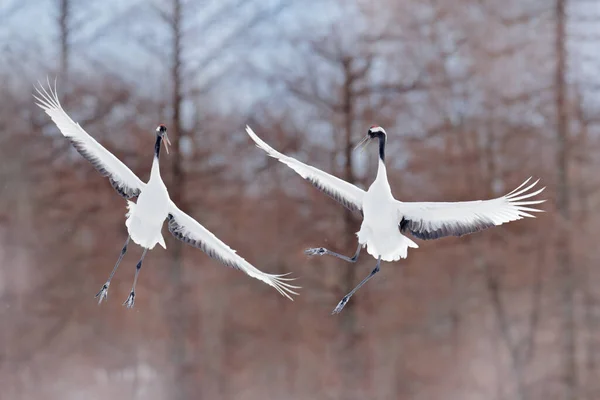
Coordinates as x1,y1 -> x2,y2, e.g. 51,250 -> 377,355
246,125 -> 545,314
33,81 -> 298,308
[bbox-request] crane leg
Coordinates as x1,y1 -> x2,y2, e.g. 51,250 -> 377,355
95,236 -> 130,304
123,248 -> 148,309
331,257 -> 381,315
305,242 -> 362,263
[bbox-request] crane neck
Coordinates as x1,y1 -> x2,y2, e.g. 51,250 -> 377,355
154,135 -> 163,159
375,158 -> 388,182
378,133 -> 386,162
151,135 -> 163,178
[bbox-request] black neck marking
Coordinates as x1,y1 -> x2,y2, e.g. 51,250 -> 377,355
154,135 -> 162,159
376,132 -> 386,162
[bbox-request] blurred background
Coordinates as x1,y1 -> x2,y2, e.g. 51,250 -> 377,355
0,0 -> 595,399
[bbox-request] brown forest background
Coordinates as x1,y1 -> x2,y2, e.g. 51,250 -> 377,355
0,0 -> 597,399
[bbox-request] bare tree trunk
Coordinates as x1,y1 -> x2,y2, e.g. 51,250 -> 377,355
555,1 -> 576,399
484,261 -> 529,400
58,0 -> 69,86
168,1 -> 188,399
480,124 -> 527,400
338,55 -> 362,400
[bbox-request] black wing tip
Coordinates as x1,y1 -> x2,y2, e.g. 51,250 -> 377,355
306,176 -> 362,214
168,215 -> 301,300
167,217 -> 237,268
68,138 -> 140,199
400,217 -> 496,240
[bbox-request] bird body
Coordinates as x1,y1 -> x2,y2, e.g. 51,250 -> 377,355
246,125 -> 545,313
125,146 -> 169,250
358,159 -> 418,261
34,80 -> 298,308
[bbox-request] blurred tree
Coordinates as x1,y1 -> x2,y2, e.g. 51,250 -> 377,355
139,0 -> 294,397
4,0 -> 600,398
554,1 -> 577,400
58,0 -> 70,84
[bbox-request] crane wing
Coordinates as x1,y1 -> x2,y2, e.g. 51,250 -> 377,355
34,80 -> 145,199
167,201 -> 299,300
246,126 -> 365,213
397,178 -> 546,240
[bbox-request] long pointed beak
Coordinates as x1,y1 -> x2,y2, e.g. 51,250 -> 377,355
163,134 -> 172,155
354,135 -> 371,153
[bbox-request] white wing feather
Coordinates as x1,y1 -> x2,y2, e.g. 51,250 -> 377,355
34,80 -> 145,198
246,126 -> 365,213
167,201 -> 299,300
397,178 -> 546,240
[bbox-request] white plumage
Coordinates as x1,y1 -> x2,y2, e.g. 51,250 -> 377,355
245,126 -> 364,212
396,177 -> 546,241
34,81 -> 298,307
246,125 -> 545,313
358,160 -> 418,262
